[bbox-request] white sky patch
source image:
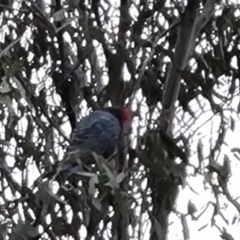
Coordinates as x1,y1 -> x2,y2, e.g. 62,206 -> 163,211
1,1 -> 240,240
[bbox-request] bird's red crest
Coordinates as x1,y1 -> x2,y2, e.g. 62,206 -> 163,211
122,108 -> 132,124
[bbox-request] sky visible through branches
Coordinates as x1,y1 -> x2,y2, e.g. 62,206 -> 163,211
1,0 -> 240,239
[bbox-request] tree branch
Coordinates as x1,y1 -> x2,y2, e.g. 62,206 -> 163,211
160,0 -> 203,132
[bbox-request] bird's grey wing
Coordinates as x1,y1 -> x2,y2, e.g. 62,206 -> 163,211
71,111 -> 121,157
59,111 -> 121,174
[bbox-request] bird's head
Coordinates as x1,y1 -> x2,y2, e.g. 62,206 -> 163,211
103,107 -> 132,128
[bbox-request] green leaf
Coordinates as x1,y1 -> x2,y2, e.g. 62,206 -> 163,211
178,69 -> 204,88
0,78 -> 11,93
10,224 -> 38,240
0,223 -> 8,240
88,175 -> 99,197
92,198 -> 102,211
1,60 -> 23,77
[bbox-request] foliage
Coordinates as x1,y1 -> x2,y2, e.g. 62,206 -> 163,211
0,0 -> 240,239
